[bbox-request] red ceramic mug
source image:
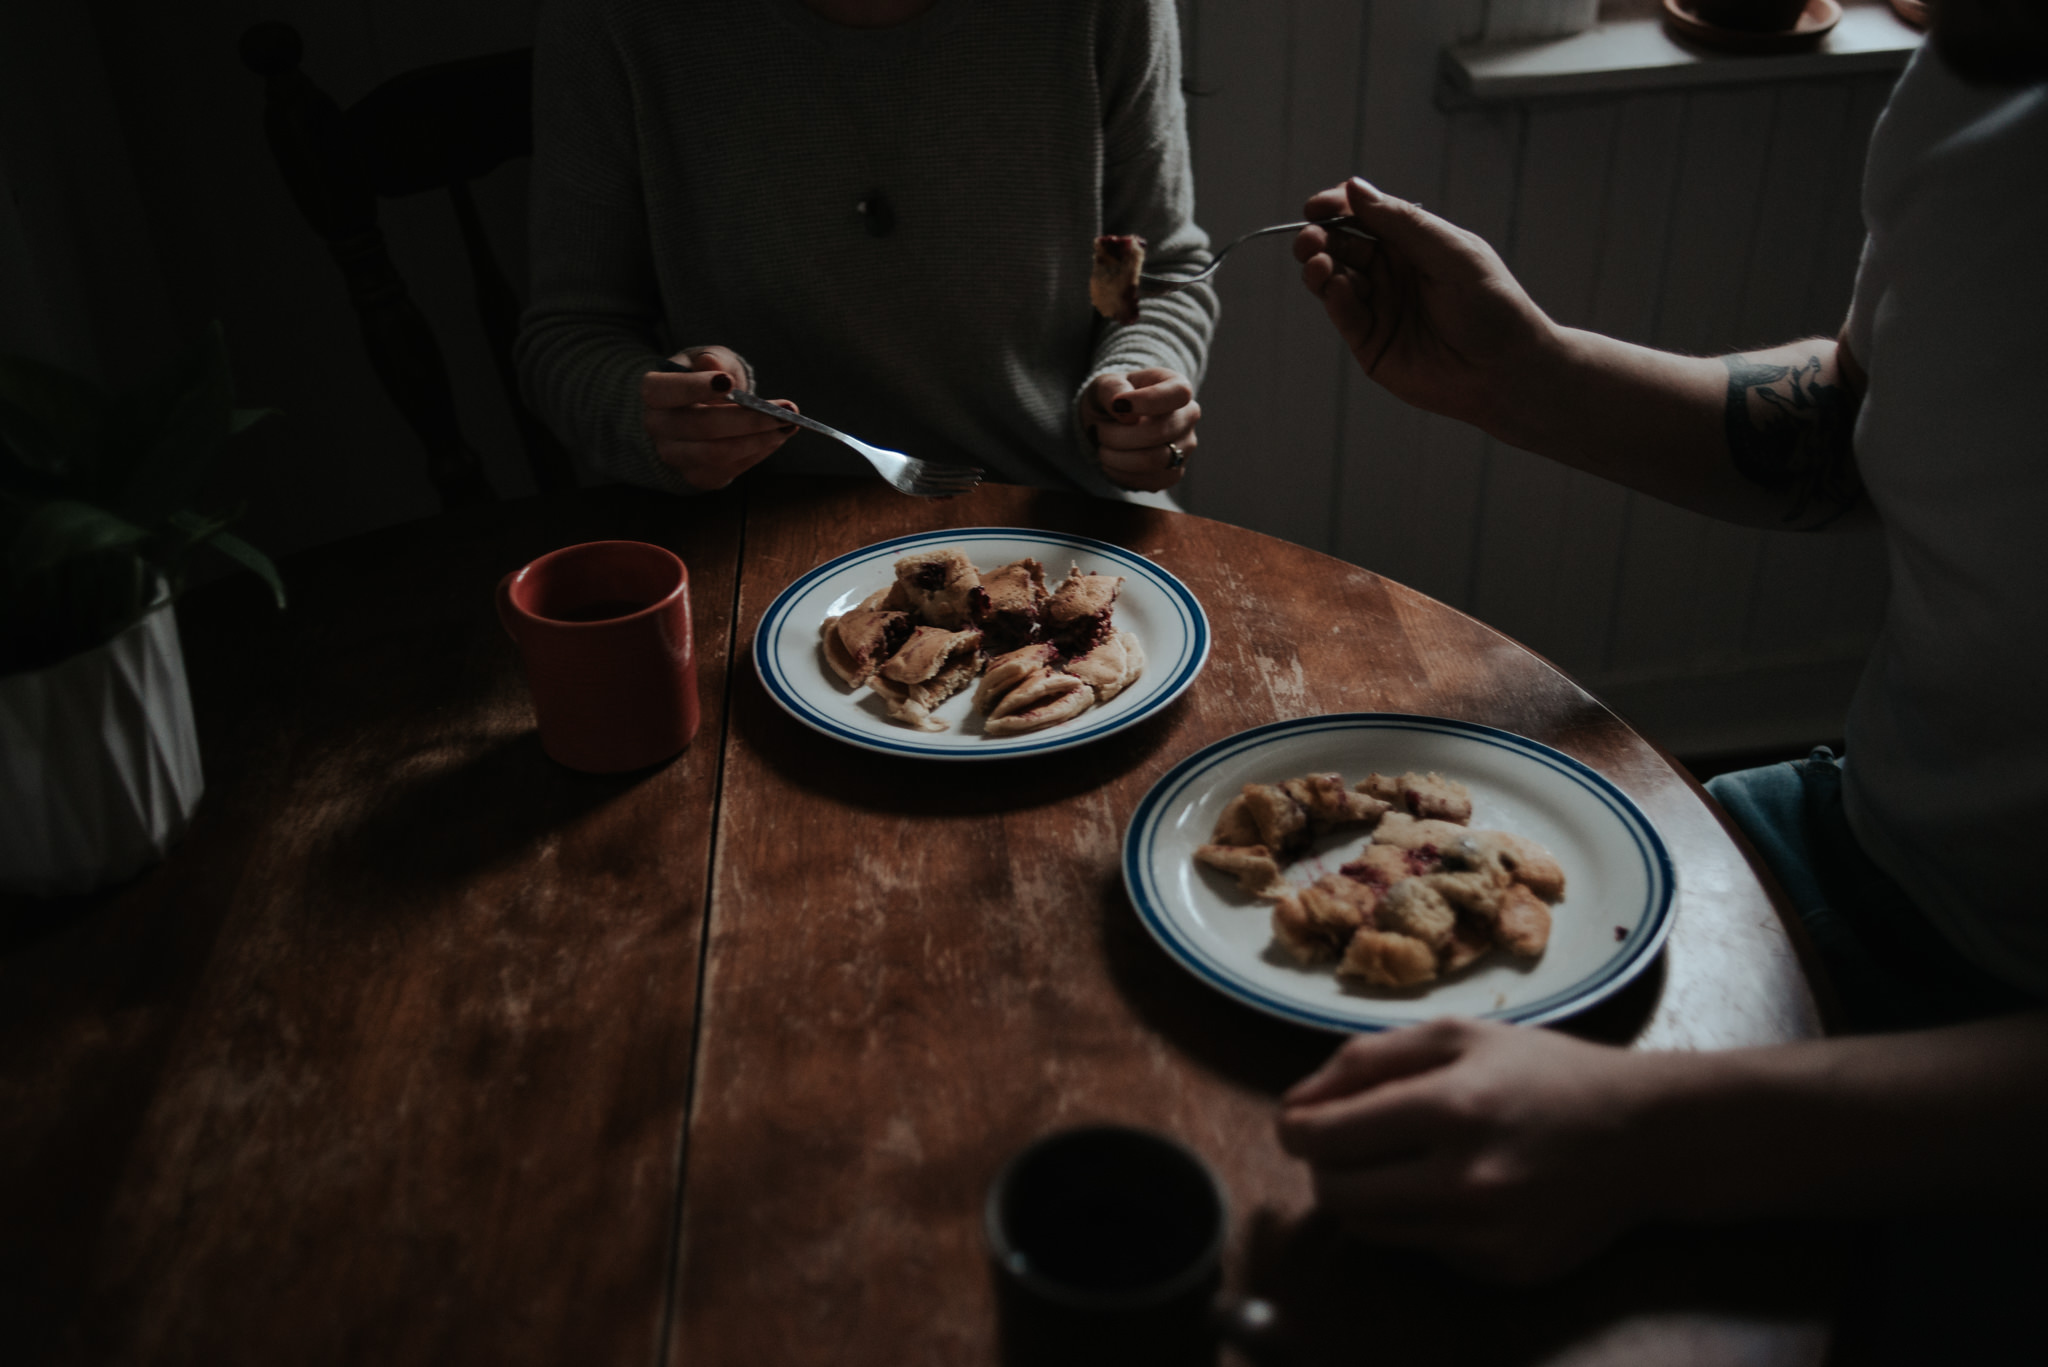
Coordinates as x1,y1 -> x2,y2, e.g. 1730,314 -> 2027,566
497,540 -> 700,773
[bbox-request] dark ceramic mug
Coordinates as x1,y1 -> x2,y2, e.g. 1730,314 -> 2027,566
987,1126 -> 1278,1367
496,540 -> 699,773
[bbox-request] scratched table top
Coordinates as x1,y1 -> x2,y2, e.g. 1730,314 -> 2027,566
0,476 -> 1847,1366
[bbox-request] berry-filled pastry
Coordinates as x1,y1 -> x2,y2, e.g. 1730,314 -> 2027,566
821,589 -> 911,688
887,547 -> 985,629
977,558 -> 1049,654
869,626 -> 984,732
819,548 -> 1144,737
1044,567 -> 1123,658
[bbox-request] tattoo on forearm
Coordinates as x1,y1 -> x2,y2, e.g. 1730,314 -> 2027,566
1723,352 -> 1862,525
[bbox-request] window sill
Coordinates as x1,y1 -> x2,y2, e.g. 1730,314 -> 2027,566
1439,6 -> 1922,105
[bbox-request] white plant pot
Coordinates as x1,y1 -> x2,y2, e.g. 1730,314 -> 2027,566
1480,0 -> 1602,41
0,597 -> 205,896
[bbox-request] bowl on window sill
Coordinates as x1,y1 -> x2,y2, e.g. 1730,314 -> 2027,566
1662,0 -> 1843,53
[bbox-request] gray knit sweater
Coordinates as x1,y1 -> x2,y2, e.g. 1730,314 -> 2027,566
515,0 -> 1219,497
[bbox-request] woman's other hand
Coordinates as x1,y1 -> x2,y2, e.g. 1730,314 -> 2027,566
640,346 -> 797,490
1083,367 -> 1201,493
1276,1017 -> 1665,1284
1295,178 -> 1561,443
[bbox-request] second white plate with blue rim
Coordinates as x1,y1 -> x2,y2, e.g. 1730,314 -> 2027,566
753,528 -> 1209,760
1123,713 -> 1677,1032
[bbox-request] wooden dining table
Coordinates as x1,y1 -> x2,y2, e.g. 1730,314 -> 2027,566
0,474 -> 1858,1366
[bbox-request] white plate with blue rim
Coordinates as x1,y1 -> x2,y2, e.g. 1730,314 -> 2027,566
1123,713 -> 1677,1032
753,528 -> 1209,759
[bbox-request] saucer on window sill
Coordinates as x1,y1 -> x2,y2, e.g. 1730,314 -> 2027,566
1661,0 -> 1843,54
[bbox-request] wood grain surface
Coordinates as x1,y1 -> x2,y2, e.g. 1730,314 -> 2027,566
1,486 -> 741,1366
669,477 -> 1841,1367
1,478 -> 1848,1367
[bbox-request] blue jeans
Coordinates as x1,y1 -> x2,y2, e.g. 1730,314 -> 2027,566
1708,750 -> 2044,1364
1705,748 -> 2033,1033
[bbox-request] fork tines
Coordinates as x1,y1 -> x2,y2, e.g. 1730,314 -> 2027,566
901,460 -> 983,498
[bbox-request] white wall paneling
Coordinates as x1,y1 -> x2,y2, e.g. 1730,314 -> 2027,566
1183,1 -> 1903,756
1443,4 -> 1919,101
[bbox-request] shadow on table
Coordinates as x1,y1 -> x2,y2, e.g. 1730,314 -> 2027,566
1095,868 -> 1338,1096
1235,1205 -> 1856,1367
307,729 -> 649,899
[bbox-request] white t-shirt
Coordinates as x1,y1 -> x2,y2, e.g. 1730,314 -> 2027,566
1842,46 -> 2048,996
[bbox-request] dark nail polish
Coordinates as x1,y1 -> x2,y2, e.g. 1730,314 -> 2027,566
712,374 -> 733,392
1111,399 -> 1132,414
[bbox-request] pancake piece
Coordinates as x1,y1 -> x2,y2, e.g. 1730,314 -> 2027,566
974,643 -> 1060,713
1340,929 -> 1438,988
1341,843 -> 1433,889
1065,629 -> 1145,704
1369,811 -> 1470,859
1195,843 -> 1287,899
1272,874 -> 1382,964
976,558 -> 1048,654
1044,566 -> 1123,658
1494,882 -> 1553,958
1211,794 -> 1261,847
871,625 -> 983,731
890,548 -> 984,629
1358,771 -> 1474,824
1280,773 -> 1391,835
1239,782 -> 1311,855
984,670 -> 1093,736
821,594 -> 912,688
1375,880 -> 1457,952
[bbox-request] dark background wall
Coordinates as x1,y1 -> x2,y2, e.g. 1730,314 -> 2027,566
3,0 -> 1902,758
5,0 -> 547,559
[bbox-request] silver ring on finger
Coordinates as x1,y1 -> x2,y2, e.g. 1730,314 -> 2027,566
1165,441 -> 1187,470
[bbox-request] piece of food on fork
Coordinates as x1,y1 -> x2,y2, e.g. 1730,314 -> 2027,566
1090,234 -> 1146,324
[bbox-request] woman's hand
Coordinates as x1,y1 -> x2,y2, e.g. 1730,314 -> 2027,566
1276,1017 -> 1667,1284
640,346 -> 798,490
1083,367 -> 1201,493
1295,178 -> 1562,444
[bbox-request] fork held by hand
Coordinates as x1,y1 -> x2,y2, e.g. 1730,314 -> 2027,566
1139,215 -> 1379,297
649,360 -> 983,498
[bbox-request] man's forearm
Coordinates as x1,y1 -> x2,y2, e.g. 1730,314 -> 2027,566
1639,1010 -> 2048,1222
1499,329 -> 1865,531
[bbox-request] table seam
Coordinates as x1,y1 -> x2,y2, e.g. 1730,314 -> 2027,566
655,483 -> 749,1367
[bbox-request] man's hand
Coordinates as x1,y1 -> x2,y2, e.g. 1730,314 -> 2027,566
1276,1017 -> 1664,1284
641,346 -> 797,490
1295,178 -> 1560,444
1082,367 -> 1201,493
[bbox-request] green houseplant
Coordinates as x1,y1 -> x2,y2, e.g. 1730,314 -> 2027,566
0,323 -> 285,895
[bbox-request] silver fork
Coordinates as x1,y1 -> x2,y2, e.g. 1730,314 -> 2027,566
651,361 -> 984,498
1140,215 -> 1379,296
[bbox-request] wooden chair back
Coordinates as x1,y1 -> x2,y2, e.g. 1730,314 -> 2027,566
240,22 -> 576,509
